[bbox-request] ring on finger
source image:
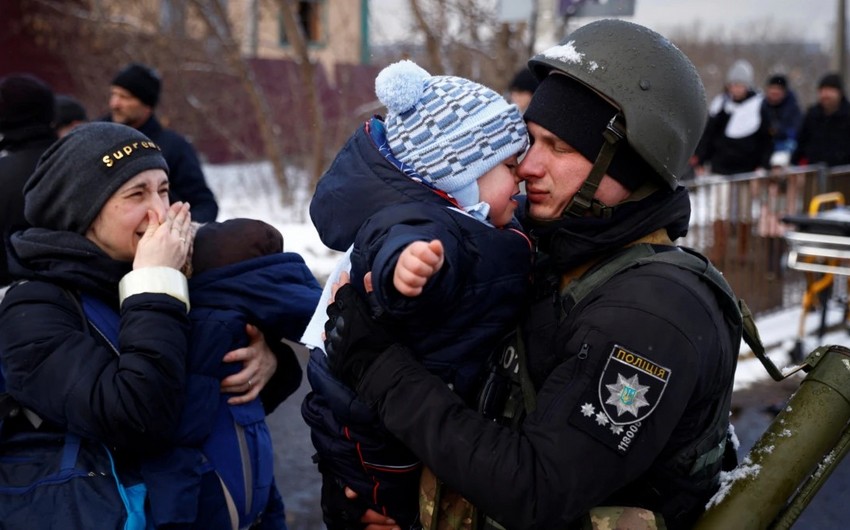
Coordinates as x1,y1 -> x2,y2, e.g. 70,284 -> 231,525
248,379 -> 253,388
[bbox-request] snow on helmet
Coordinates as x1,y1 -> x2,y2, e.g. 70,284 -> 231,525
528,19 -> 707,189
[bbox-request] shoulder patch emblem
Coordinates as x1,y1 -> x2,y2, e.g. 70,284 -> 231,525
599,345 -> 670,425
570,344 -> 672,455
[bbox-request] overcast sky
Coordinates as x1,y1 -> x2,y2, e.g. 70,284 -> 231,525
372,0 -> 839,49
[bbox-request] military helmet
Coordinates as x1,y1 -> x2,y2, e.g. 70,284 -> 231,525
528,19 -> 707,189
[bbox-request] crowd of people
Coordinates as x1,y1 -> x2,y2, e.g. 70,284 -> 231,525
0,17 -> 839,530
691,58 -> 850,176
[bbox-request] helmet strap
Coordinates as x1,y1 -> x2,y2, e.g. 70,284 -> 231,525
563,114 -> 626,219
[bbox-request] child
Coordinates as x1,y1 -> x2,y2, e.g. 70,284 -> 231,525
302,60 -> 531,529
145,218 -> 322,529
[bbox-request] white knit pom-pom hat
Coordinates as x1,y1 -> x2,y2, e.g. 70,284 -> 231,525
375,60 -> 527,207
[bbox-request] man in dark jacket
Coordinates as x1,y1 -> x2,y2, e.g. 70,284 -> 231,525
0,74 -> 57,288
792,72 -> 850,167
321,20 -> 743,530
109,63 -> 219,222
762,74 -> 802,167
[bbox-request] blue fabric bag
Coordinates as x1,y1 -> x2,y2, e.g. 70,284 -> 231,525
0,425 -> 146,530
0,290 -> 148,529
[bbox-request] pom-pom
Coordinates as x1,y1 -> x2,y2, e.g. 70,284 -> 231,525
375,60 -> 430,114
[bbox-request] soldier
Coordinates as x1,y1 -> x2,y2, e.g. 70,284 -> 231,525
321,19 -> 743,530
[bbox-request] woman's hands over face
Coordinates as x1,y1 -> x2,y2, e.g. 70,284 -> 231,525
133,201 -> 193,270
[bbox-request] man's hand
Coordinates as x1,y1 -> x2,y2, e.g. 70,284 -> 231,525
393,240 -> 444,297
324,284 -> 395,389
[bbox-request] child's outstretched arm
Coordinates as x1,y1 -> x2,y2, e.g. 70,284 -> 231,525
392,239 -> 444,297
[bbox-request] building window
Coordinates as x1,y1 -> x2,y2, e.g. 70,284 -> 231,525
279,0 -> 326,46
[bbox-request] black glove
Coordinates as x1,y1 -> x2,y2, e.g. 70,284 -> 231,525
324,284 -> 396,389
318,460 -> 369,530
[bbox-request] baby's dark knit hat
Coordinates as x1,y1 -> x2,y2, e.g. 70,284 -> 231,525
192,218 -> 283,275
25,122 -> 169,234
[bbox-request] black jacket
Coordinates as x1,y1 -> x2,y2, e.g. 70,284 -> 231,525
353,190 -> 741,529
136,116 -> 219,222
792,98 -> 850,167
0,123 -> 57,285
0,229 -> 190,454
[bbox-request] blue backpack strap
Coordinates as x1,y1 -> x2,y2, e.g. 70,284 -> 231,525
60,433 -> 83,470
80,293 -> 121,353
77,293 -> 148,530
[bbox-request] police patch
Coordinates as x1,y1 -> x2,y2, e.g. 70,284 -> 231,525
570,344 -> 671,455
599,345 -> 670,425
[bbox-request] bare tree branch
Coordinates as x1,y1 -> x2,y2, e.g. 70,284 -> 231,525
188,0 -> 292,202
276,0 -> 326,190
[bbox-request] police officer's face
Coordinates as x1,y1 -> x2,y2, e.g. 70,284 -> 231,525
109,86 -> 153,129
518,122 -> 629,220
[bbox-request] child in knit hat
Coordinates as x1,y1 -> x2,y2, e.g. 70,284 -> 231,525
302,60 -> 531,528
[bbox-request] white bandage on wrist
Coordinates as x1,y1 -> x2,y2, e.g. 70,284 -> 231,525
118,266 -> 190,312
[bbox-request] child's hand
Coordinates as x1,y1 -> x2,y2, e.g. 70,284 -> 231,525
393,240 -> 444,297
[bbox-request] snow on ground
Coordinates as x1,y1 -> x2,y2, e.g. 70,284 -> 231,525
204,161 -> 850,392
205,161 -> 343,282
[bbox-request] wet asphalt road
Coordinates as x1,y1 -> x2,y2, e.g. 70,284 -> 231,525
267,345 -> 324,530
268,347 -> 849,530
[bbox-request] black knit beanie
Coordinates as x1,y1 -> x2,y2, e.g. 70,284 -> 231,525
767,74 -> 788,88
819,73 -> 844,93
112,63 -> 161,108
55,94 -> 88,127
509,67 -> 540,93
24,122 -> 169,234
0,74 -> 55,132
523,73 -> 660,191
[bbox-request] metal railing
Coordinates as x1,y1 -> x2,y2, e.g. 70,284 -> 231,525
681,164 -> 850,316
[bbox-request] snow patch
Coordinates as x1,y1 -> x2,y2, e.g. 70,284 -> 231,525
540,41 -> 599,71
706,457 -> 762,510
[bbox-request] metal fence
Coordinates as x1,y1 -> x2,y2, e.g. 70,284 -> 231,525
681,164 -> 850,316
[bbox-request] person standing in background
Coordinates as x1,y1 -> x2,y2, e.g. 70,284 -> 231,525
792,72 -> 850,168
507,66 -> 539,113
0,74 -> 57,291
109,62 -> 219,222
54,94 -> 89,138
692,59 -> 773,262
693,59 -> 773,176
762,74 -> 802,168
